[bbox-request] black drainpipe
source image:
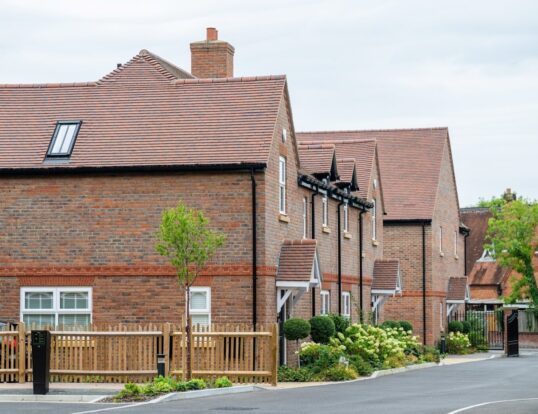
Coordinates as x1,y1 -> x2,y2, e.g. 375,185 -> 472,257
359,211 -> 364,322
251,170 -> 257,329
422,223 -> 427,346
463,232 -> 469,276
311,190 -> 318,317
337,199 -> 344,315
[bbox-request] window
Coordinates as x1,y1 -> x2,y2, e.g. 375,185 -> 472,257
278,156 -> 286,214
190,287 -> 211,327
454,230 -> 458,257
342,292 -> 351,318
343,202 -> 349,233
282,128 -> 287,143
439,226 -> 443,254
47,121 -> 81,157
20,287 -> 91,329
320,290 -> 330,315
322,195 -> 328,227
371,199 -> 377,240
302,197 -> 308,238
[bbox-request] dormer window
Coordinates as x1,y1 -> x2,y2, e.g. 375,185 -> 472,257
47,121 -> 81,157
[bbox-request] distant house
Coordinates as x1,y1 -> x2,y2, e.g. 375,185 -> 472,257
298,128 -> 467,345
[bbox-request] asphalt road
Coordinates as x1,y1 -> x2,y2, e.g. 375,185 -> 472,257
3,353 -> 538,414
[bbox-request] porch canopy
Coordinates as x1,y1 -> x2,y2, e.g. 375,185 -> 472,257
276,239 -> 321,313
447,277 -> 470,317
371,259 -> 401,320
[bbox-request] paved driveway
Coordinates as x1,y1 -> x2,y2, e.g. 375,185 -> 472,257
2,353 -> 538,414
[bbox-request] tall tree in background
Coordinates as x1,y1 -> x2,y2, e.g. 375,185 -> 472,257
156,202 -> 225,379
480,191 -> 538,307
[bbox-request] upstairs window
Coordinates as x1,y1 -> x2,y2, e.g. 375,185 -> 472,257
303,197 -> 308,238
343,202 -> 349,233
322,196 -> 329,227
371,198 -> 377,240
47,121 -> 82,157
279,156 -> 287,214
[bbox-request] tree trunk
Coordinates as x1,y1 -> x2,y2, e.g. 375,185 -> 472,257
185,286 -> 192,380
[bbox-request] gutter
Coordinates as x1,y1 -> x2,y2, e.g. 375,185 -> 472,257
311,190 -> 318,317
337,200 -> 344,315
422,223 -> 427,346
359,211 -> 364,322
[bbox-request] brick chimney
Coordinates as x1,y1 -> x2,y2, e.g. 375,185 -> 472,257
190,28 -> 235,78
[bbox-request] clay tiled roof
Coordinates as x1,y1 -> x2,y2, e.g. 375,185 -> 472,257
468,262 -> 510,286
0,51 -> 286,170
447,277 -> 469,302
297,144 -> 336,178
277,239 -> 318,282
372,259 -> 400,293
461,207 -> 492,272
337,158 -> 355,183
297,128 -> 452,220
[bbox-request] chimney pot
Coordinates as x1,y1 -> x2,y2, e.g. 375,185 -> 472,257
207,27 -> 218,41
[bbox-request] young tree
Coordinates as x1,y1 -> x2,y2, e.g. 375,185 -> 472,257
156,202 -> 225,379
480,194 -> 538,307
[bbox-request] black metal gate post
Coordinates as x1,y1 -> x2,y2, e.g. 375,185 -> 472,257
31,330 -> 51,394
506,311 -> 519,357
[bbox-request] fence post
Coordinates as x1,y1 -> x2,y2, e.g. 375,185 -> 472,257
181,318 -> 186,381
271,323 -> 279,386
163,323 -> 171,377
18,323 -> 26,384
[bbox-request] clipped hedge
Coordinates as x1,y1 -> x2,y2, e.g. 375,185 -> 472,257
309,316 -> 336,344
284,318 -> 311,341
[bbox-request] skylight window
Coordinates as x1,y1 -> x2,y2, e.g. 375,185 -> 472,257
47,121 -> 81,157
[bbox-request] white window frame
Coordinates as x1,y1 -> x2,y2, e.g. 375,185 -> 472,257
278,156 -> 287,214
20,287 -> 92,327
320,290 -> 330,315
439,226 -> 444,255
371,199 -> 377,240
342,292 -> 351,319
190,287 -> 211,327
302,197 -> 308,239
322,195 -> 328,227
343,202 -> 349,233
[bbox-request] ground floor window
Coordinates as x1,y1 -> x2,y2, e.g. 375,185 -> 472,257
320,290 -> 330,315
190,287 -> 211,327
342,292 -> 351,318
20,287 -> 92,329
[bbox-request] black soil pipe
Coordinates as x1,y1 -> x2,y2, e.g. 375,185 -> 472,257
337,200 -> 344,315
464,232 -> 469,276
422,223 -> 427,346
359,211 -> 364,322
311,191 -> 318,316
251,170 -> 257,329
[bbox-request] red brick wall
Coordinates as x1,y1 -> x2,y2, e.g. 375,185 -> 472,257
190,42 -> 234,78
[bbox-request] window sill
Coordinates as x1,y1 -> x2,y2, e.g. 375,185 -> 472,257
278,214 -> 290,223
344,232 -> 352,240
372,239 -> 379,247
322,226 -> 331,234
455,255 -> 459,260
439,252 -> 445,257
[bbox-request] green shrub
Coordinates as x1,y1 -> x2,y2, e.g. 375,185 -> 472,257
382,355 -> 406,369
329,314 -> 350,334
309,316 -> 336,344
421,346 -> 441,363
284,318 -> 311,341
461,321 -> 471,334
298,342 -> 343,373
185,379 -> 206,390
277,366 -> 314,382
321,365 -> 358,381
349,354 -> 374,376
447,332 -> 472,354
380,320 -> 399,329
398,321 -> 413,333
448,321 -> 464,333
214,376 -> 233,388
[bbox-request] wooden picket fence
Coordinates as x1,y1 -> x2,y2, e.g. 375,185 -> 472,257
0,321 -> 278,385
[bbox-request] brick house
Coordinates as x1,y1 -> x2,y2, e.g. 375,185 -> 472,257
0,27 -> 375,358
297,129 -> 467,345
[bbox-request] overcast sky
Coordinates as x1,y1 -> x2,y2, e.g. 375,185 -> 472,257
1,0 -> 537,206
